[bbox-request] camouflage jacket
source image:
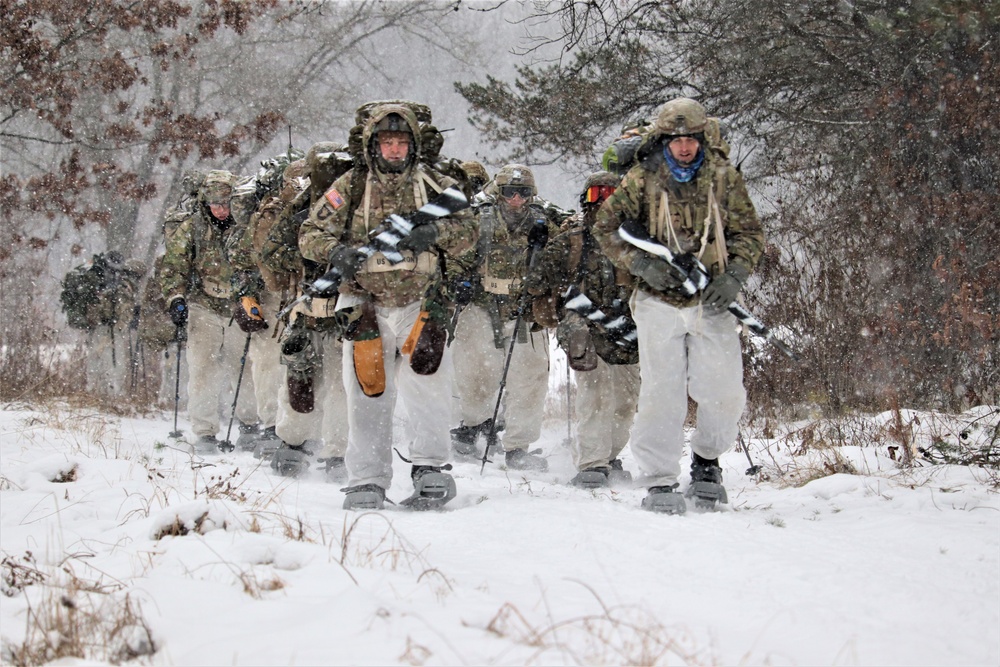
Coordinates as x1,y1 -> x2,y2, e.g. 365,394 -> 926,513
159,204 -> 259,317
525,222 -> 638,365
298,103 -> 476,308
593,144 -> 764,307
456,198 -> 567,322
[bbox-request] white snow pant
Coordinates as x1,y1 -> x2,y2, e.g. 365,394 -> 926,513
452,304 -> 549,451
186,303 -> 258,438
630,292 -> 746,488
340,297 -> 453,490
276,329 -> 348,457
573,358 -> 640,471
248,292 -> 283,429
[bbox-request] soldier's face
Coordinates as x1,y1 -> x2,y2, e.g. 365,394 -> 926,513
667,136 -> 701,165
209,203 -> 230,220
378,132 -> 410,164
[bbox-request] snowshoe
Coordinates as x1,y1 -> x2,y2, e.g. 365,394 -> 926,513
269,442 -> 311,477
505,447 -> 548,472
235,421 -> 260,451
685,454 -> 728,509
191,434 -> 221,455
569,466 -> 610,489
607,458 -> 633,486
252,426 -> 283,459
318,456 -> 347,483
400,465 -> 457,510
342,484 -> 386,510
450,423 -> 480,458
641,485 -> 687,515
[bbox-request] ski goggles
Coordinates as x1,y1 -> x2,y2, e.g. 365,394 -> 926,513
499,185 -> 533,199
582,184 -> 616,204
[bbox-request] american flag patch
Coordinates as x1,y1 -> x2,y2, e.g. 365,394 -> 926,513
325,187 -> 345,209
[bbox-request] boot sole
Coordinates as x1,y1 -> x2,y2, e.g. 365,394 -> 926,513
570,471 -> 609,489
685,481 -> 728,509
343,491 -> 384,510
641,493 -> 687,515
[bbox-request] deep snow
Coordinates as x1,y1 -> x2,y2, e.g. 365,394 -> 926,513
1,402 -> 997,666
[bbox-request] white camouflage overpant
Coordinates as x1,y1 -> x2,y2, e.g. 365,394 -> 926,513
248,291 -> 283,430
186,303 -> 258,437
276,328 -> 348,457
452,304 -> 549,451
339,296 -> 453,490
630,292 -> 746,488
573,358 -> 640,471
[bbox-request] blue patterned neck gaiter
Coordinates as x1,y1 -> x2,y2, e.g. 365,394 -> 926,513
663,145 -> 705,183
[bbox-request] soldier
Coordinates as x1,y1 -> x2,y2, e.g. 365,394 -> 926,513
449,164 -> 566,471
159,169 -> 261,454
299,102 -> 477,509
461,160 -> 490,204
525,171 -> 640,488
593,97 -> 765,513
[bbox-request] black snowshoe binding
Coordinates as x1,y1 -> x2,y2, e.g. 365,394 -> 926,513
451,419 -> 501,459
318,455 -> 346,482
252,426 -> 284,459
342,484 -> 386,510
570,466 -> 610,489
607,458 -> 633,486
235,422 -> 260,451
641,484 -> 687,515
191,434 -> 221,456
270,442 -> 311,477
401,465 -> 457,511
505,447 -> 548,472
685,453 -> 728,509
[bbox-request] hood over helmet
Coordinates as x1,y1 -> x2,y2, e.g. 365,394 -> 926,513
362,103 -> 422,175
200,170 -> 238,206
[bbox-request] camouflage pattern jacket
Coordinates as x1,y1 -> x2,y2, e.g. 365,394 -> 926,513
526,220 -> 639,365
457,198 -> 566,323
159,204 -> 259,318
593,142 -> 764,307
299,103 -> 476,308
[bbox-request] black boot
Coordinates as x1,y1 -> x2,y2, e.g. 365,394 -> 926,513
402,465 -> 456,510
686,453 -> 727,508
450,423 -> 479,457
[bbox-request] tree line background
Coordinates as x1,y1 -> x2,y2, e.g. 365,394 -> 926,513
2,0 -> 997,417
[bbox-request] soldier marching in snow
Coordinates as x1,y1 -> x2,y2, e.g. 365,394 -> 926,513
299,101 -> 477,510
525,171 -> 640,488
593,97 -> 765,514
448,164 -> 568,471
158,169 -> 262,454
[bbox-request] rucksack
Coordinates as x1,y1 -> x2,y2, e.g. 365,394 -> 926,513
60,253 -> 126,330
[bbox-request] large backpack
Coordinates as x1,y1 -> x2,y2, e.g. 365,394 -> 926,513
59,253 -> 128,330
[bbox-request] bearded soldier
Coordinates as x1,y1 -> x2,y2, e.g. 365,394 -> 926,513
449,164 -> 567,472
159,169 -> 261,454
593,97 -> 765,514
299,102 -> 476,510
525,171 -> 640,488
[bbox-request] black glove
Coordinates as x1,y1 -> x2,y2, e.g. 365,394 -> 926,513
451,274 -> 478,306
702,264 -> 749,311
396,223 -> 439,254
234,296 -> 269,333
168,297 -> 188,327
328,245 -> 363,281
631,255 -> 682,292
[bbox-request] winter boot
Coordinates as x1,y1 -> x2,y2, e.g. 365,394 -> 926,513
450,423 -> 480,458
191,434 -> 220,455
318,456 -> 347,483
607,458 -> 633,486
269,442 -> 311,477
235,422 -> 260,451
505,447 -> 548,472
482,418 -> 503,456
342,484 -> 386,510
569,466 -> 610,489
401,465 -> 457,510
252,426 -> 283,460
685,453 -> 728,509
641,485 -> 687,515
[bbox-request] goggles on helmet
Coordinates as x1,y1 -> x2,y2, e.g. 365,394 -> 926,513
583,184 -> 616,205
500,185 -> 533,199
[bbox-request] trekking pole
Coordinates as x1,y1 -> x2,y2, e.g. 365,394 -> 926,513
169,326 -> 184,439
738,432 -> 762,476
219,331 -> 252,453
563,358 -> 572,448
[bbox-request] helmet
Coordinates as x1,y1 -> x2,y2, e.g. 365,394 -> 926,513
372,113 -> 411,137
494,164 -> 536,198
201,170 -> 237,205
653,97 -> 708,137
461,161 -> 489,189
580,170 -> 619,206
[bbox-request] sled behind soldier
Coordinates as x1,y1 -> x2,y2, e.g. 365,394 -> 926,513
593,97 -> 765,514
525,171 -> 640,489
299,101 -> 476,510
159,169 -> 261,455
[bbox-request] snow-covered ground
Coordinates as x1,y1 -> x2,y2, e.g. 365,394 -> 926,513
1,401 -> 997,666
